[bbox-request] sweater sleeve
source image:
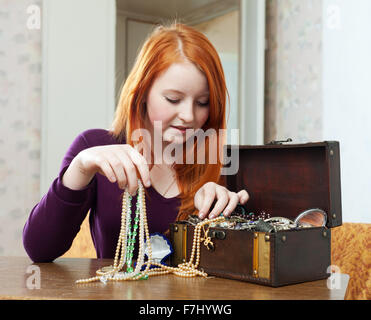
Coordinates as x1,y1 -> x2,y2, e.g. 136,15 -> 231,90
23,131 -> 97,262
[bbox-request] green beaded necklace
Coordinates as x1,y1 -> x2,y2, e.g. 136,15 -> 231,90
124,194 -> 140,274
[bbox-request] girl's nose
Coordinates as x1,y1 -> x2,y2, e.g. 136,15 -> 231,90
177,100 -> 194,123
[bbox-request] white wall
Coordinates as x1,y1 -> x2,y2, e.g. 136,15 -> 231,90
193,10 -> 239,145
323,0 -> 371,223
115,15 -> 156,106
0,0 -> 42,256
40,0 -> 116,196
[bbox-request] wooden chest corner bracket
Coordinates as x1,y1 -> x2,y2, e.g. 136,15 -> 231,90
171,224 -> 188,265
253,232 -> 271,280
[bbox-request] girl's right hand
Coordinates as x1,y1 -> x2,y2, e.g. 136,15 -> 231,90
73,144 -> 151,195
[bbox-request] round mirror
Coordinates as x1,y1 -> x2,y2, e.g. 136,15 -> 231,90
294,208 -> 327,227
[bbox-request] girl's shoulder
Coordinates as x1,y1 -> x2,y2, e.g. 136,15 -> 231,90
78,128 -> 126,147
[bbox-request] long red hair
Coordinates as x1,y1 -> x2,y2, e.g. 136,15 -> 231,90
110,22 -> 228,220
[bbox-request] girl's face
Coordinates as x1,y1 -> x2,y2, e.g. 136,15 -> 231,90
144,61 -> 210,147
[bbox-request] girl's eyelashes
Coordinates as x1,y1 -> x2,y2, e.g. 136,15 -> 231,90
165,96 -> 209,107
197,101 -> 209,107
165,97 -> 180,104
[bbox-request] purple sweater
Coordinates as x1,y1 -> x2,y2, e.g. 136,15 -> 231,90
23,129 -> 181,262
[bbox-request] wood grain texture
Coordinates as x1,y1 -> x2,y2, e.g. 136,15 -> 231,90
60,217 -> 369,299
0,257 -> 348,300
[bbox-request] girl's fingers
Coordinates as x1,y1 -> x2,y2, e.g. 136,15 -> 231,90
198,188 -> 216,219
96,157 -> 116,183
121,153 -> 138,196
237,189 -> 249,204
208,187 -> 229,218
105,153 -> 127,189
221,192 -> 240,217
125,145 -> 151,188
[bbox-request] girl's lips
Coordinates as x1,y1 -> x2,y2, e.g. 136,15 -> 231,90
171,126 -> 192,132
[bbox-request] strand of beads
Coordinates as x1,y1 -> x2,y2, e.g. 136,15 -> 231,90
93,191 -> 130,278
75,190 -> 133,284
76,181 -> 144,284
75,179 -> 225,284
129,215 -> 225,279
125,194 -> 138,273
111,180 -> 150,281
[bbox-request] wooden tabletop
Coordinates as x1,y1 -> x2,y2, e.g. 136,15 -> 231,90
0,256 -> 348,300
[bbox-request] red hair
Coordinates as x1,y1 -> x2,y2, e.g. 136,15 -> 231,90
110,22 -> 228,220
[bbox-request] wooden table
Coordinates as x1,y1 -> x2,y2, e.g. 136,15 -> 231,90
0,257 -> 349,300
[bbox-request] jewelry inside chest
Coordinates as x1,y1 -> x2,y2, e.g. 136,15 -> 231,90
170,140 -> 341,287
169,222 -> 331,287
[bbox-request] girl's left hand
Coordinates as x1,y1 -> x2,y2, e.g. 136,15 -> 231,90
194,182 -> 249,219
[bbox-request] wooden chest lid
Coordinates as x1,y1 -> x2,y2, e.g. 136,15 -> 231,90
224,141 -> 342,228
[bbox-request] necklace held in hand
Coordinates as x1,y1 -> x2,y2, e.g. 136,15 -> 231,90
75,180 -> 225,284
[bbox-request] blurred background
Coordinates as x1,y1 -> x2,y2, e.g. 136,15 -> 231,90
0,0 -> 370,258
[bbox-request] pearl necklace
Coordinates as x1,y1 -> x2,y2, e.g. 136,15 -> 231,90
76,180 -> 225,284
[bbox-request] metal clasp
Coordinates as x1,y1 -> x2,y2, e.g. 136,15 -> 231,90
201,228 -> 226,251
209,230 -> 226,240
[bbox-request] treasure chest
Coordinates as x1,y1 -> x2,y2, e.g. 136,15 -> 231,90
169,141 -> 342,287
